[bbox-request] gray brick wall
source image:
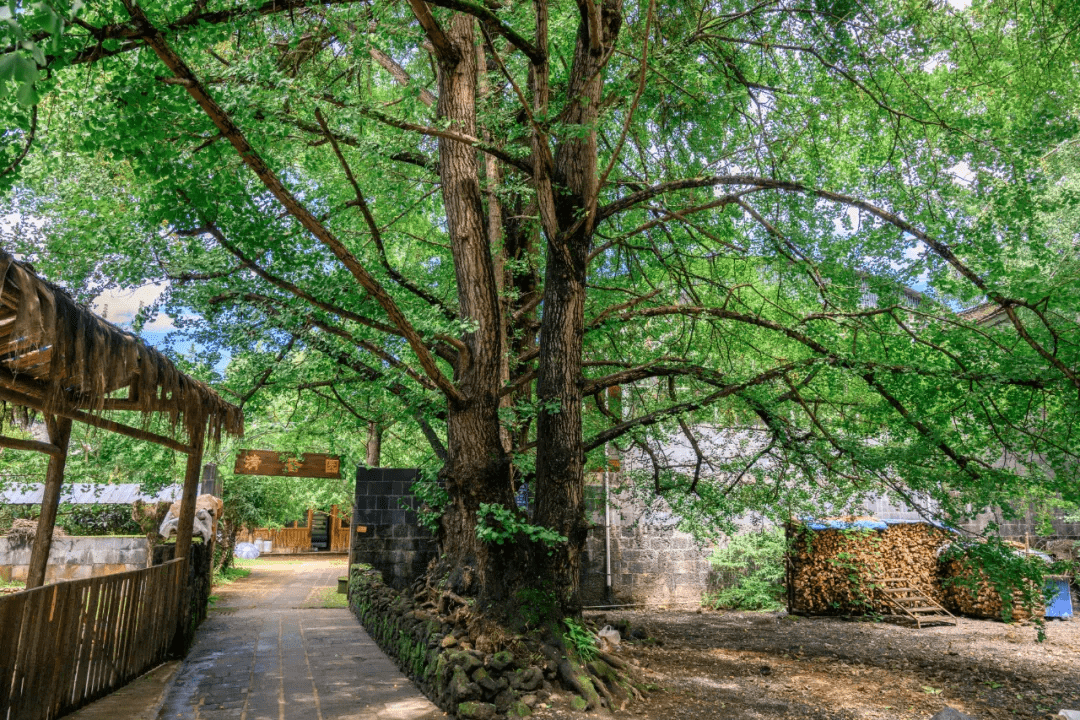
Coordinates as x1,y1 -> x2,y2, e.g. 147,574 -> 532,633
350,468 -> 437,590
581,525 -> 711,606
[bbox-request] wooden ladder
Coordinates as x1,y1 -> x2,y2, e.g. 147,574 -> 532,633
871,577 -> 957,628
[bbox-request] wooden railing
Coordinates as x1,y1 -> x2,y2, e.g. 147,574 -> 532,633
0,558 -> 185,720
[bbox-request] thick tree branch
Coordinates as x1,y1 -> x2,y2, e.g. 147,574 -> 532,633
425,0 -> 545,64
368,45 -> 437,106
357,105 -> 533,175
125,3 -> 464,404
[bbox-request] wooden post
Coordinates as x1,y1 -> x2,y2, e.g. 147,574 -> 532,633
174,421 -> 206,568
171,420 -> 205,654
25,415 -> 73,589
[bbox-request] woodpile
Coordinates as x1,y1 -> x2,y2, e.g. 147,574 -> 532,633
4,517 -> 68,543
939,555 -> 1039,622
786,520 -> 951,615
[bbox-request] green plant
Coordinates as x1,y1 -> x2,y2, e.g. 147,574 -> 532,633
941,537 -> 1054,640
562,617 -> 597,662
410,474 -> 449,534
54,503 -> 142,536
476,504 -> 567,549
704,529 -> 786,611
317,586 -> 348,608
212,566 -> 251,586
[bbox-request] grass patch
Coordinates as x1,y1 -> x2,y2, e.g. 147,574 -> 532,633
212,566 -> 252,586
317,586 -> 349,608
233,557 -> 308,567
0,577 -> 25,594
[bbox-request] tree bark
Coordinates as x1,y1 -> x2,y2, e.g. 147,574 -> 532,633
427,13 -> 521,607
366,421 -> 382,467
532,0 -> 623,612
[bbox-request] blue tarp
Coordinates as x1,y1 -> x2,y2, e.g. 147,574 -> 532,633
799,517 -> 955,532
803,519 -> 888,531
1045,578 -> 1074,619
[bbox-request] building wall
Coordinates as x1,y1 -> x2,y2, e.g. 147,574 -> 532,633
350,468 -> 436,590
579,474 -> 714,606
0,536 -> 150,583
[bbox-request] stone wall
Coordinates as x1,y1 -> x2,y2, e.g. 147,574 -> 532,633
581,524 -> 712,606
957,507 -> 1080,543
348,565 -> 541,719
351,468 -> 438,590
0,535 -> 150,583
579,478 -> 713,606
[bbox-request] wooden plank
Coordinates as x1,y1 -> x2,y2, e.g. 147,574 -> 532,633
40,582 -> 74,720
101,575 -> 126,691
129,571 -> 150,678
5,345 -> 52,372
0,591 -> 29,713
119,572 -> 143,681
234,449 -> 342,478
89,577 -> 119,699
71,577 -> 102,707
12,584 -> 53,719
53,583 -> 87,715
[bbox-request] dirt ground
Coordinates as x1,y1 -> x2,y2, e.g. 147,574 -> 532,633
533,609 -> 1079,720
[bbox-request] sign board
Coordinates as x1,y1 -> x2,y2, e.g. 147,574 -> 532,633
233,450 -> 342,478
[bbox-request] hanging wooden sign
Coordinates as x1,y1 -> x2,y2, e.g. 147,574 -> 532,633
233,450 -> 342,478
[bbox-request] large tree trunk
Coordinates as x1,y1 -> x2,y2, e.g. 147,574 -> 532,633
532,0 -> 623,613
430,14 -> 524,610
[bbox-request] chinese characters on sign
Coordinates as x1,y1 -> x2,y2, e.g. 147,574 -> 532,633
233,450 -> 343,478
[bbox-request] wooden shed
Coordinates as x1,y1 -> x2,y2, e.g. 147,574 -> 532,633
237,504 -> 352,553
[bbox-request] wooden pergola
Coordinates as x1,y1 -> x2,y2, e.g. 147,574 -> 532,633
0,249 -> 243,589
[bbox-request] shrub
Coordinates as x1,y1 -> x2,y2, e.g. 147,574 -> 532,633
704,528 -> 786,611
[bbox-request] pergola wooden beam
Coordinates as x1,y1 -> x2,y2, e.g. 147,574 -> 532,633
0,249 -> 241,610
174,422 -> 206,571
0,384 -> 193,454
0,434 -> 64,456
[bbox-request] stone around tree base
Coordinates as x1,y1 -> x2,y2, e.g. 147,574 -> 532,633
458,701 -> 497,720
930,707 -> 976,720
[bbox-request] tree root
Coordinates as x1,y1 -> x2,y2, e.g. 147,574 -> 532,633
557,657 -> 602,711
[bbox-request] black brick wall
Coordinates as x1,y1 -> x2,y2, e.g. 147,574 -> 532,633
350,468 -> 438,590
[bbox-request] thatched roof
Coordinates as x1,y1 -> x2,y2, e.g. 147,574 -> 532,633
0,249 -> 242,445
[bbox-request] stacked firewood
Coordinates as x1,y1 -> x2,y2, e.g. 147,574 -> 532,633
939,557 -> 1037,621
787,520 -> 951,615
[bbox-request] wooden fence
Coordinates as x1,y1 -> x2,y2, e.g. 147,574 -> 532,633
238,505 -> 351,553
0,558 -> 185,720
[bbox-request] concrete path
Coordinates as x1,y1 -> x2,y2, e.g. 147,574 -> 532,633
154,556 -> 443,720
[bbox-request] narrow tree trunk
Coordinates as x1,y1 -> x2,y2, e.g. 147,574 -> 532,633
365,421 -> 382,467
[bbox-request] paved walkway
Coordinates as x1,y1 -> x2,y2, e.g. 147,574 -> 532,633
154,556 -> 442,720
